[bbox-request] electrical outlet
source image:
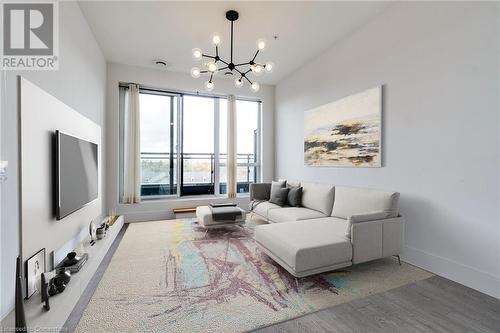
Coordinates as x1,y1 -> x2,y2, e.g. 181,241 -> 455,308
0,161 -> 8,182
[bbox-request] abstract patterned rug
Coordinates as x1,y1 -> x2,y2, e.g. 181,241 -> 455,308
75,219 -> 432,333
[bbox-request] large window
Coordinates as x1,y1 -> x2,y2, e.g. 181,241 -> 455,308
181,96 -> 215,196
119,86 -> 261,199
139,93 -> 178,196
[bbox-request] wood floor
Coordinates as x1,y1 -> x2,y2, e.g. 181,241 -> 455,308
253,276 -> 500,333
65,223 -> 500,333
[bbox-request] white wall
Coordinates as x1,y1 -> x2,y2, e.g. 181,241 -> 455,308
20,77 -> 103,273
275,2 -> 500,298
0,2 -> 106,319
106,63 -> 275,221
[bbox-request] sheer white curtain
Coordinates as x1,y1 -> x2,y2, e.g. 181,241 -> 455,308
227,95 -> 237,198
123,84 -> 141,203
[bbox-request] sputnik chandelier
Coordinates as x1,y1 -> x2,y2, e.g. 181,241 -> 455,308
190,10 -> 274,93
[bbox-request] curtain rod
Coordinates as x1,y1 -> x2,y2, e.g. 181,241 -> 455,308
118,82 -> 262,103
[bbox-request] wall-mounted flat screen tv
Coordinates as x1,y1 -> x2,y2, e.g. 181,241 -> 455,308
56,130 -> 98,220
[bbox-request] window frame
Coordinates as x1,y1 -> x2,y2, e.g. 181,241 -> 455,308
118,83 -> 262,201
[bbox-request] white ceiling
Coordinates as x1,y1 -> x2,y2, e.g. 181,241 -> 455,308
78,1 -> 390,85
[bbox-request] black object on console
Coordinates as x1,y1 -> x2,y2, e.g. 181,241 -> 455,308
58,252 -> 88,273
15,257 -> 27,331
41,273 -> 50,311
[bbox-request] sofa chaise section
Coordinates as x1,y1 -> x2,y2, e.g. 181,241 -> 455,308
254,219 -> 352,277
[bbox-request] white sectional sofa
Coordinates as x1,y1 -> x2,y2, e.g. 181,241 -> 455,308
251,181 -> 404,277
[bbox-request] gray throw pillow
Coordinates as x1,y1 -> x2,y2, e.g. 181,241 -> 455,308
269,180 -> 286,202
269,187 -> 289,207
287,186 -> 303,207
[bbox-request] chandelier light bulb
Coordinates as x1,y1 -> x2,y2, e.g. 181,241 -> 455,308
235,78 -> 243,88
190,67 -> 201,78
253,64 -> 264,76
192,48 -> 203,60
250,82 -> 260,92
205,81 -> 214,91
257,39 -> 266,51
207,62 -> 218,72
212,34 -> 221,45
265,61 -> 274,73
207,62 -> 217,72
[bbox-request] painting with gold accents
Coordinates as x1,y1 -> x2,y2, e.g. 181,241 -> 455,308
304,86 -> 382,167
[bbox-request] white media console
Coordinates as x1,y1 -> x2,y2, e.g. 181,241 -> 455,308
1,216 -> 124,331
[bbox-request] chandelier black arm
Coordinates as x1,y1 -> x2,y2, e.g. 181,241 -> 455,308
252,50 -> 259,61
219,59 -> 229,65
216,45 -> 219,58
202,54 -> 216,59
209,73 -> 214,82
234,67 -> 244,76
234,62 -> 250,67
243,76 -> 253,85
217,66 -> 229,71
234,67 -> 253,85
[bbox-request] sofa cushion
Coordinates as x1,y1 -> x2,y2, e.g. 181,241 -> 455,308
252,201 -> 281,219
269,187 -> 289,207
287,180 -> 301,187
287,186 -> 303,207
278,179 -> 301,187
254,219 -> 352,273
268,207 -> 325,223
270,180 -> 286,202
301,182 -> 335,215
303,217 -> 349,238
332,186 -> 400,219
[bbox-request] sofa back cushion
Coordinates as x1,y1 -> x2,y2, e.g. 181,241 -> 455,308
270,180 -> 286,201
301,182 -> 335,215
286,180 -> 301,187
287,186 -> 303,207
269,187 -> 289,207
331,186 -> 400,219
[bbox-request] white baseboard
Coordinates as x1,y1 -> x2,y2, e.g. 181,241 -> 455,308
403,245 -> 500,299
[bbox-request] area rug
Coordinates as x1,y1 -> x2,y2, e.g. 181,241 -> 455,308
75,219 -> 433,333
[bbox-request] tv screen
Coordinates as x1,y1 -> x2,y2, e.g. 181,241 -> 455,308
56,131 -> 98,220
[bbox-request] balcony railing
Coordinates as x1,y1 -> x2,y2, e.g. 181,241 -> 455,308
140,152 -> 257,196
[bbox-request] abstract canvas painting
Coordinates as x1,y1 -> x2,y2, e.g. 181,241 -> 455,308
304,86 -> 382,167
